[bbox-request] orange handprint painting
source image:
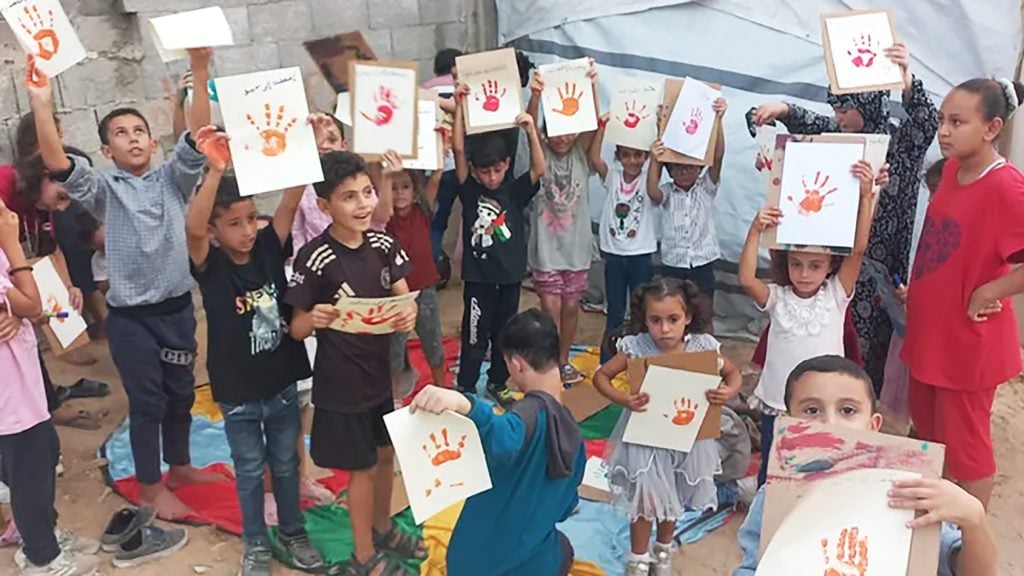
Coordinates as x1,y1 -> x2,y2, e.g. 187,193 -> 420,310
821,527 -> 869,576
664,397 -> 699,426
788,171 -> 838,216
46,295 -> 66,324
246,103 -> 298,157
551,82 -> 583,117
422,428 -> 468,466
477,80 -> 507,113
18,4 -> 59,61
359,85 -> 399,126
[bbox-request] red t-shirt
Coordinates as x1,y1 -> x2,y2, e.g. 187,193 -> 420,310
902,158 -> 1024,390
386,204 -> 439,291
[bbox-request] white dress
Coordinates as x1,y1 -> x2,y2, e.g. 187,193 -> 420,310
606,332 -> 723,522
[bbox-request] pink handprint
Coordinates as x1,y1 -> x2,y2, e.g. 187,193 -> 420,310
359,85 -> 399,126
847,34 -> 878,68
685,108 -> 703,135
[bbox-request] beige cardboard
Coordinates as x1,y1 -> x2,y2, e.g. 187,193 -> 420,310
303,31 -> 377,92
456,48 -> 524,135
656,78 -> 722,166
562,383 -> 613,423
821,9 -> 906,95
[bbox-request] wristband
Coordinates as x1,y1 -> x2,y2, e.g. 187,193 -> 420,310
8,266 -> 32,276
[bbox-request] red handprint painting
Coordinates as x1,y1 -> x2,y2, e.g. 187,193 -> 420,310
606,85 -> 659,150
3,0 -> 86,77
359,85 -> 399,126
618,100 -> 649,129
847,33 -> 878,68
787,171 -> 838,216
246,103 -> 298,157
477,79 -> 507,113
331,292 -> 419,335
823,11 -> 905,92
18,4 -> 58,60
351,62 -> 418,157
458,48 -> 523,134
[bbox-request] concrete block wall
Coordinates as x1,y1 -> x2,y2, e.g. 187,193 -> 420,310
0,0 -> 491,166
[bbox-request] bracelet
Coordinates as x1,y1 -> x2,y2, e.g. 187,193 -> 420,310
8,266 -> 32,276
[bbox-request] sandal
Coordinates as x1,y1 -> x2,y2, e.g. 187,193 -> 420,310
343,550 -> 401,575
373,525 -> 427,561
65,378 -> 110,399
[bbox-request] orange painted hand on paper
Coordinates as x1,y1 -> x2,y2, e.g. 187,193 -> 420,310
664,397 -> 698,426
19,4 -> 59,61
46,295 -> 66,324
359,85 -> 399,126
422,428 -> 467,466
246,103 -> 298,157
821,527 -> 869,576
424,477 -> 465,498
787,171 -> 838,216
552,82 -> 583,116
477,80 -> 507,112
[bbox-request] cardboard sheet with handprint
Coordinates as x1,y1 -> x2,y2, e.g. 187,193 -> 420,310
403,90 -> 443,171
31,256 -> 88,350
605,80 -> 661,151
456,48 -> 523,135
147,7 -> 235,63
384,407 -> 492,525
2,0 -> 86,78
350,61 -> 419,159
538,58 -> 597,138
657,78 -> 722,166
622,352 -> 722,452
329,291 -> 419,335
761,417 -> 945,576
215,67 -> 324,196
822,9 -> 906,95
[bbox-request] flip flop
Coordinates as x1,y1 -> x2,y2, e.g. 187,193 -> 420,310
64,378 -> 110,399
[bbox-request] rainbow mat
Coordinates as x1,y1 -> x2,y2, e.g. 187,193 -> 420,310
100,341 -> 735,575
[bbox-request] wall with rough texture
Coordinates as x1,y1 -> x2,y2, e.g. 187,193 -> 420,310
0,0 -> 492,166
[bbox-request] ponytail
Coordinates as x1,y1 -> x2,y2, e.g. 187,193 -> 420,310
955,77 -> 1024,122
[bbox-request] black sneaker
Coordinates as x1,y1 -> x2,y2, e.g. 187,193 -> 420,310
486,382 -> 517,409
274,529 -> 324,571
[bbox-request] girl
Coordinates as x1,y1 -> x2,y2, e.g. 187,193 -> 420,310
593,278 -> 742,576
589,116 -> 658,363
902,78 -> 1024,509
739,160 -> 876,486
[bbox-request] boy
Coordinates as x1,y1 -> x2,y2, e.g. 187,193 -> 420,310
411,309 -> 585,576
733,355 -> 998,576
28,49 -> 221,520
286,152 -> 419,575
74,210 -> 108,297
449,81 -> 545,406
186,128 -> 324,575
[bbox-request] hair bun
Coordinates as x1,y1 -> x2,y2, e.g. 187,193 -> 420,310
995,77 -> 1021,114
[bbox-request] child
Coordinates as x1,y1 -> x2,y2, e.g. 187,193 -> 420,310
733,355 -> 998,576
384,166 -> 447,400
525,63 -> 598,384
186,128 -> 324,574
647,98 -> 728,303
28,49 -> 221,520
74,210 -> 108,297
0,197 -> 100,575
902,77 -> 1024,509
411,309 -> 585,576
450,81 -> 545,406
286,152 -> 420,575
739,160 -> 876,487
593,278 -> 742,576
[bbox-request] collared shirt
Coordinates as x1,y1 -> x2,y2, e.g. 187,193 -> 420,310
59,134 -> 206,308
658,171 -> 720,269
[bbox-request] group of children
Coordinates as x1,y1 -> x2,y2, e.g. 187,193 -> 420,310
0,25 -> 1018,576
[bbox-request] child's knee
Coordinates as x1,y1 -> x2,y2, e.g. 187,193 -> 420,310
376,447 -> 395,466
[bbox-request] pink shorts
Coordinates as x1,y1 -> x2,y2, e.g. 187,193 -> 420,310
532,269 -> 588,303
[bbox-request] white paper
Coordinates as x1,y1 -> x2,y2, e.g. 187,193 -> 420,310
662,78 -> 721,159
334,92 -> 353,127
825,132 -> 891,196
148,7 -> 235,63
538,58 -> 597,137
581,456 -> 610,492
215,67 -> 324,197
404,100 -> 442,171
825,12 -> 904,91
384,407 -> 492,525
755,125 -> 778,174
622,365 -> 721,452
329,291 -> 420,335
351,63 -> 418,157
776,141 -> 864,248
606,80 -> 661,151
31,256 -> 87,348
1,0 -> 86,78
458,50 -> 522,133
757,468 -> 919,576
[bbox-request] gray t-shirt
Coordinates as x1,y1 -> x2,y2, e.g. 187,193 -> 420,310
528,141 -> 593,272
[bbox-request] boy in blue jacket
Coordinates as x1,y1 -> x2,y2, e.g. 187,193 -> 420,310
411,309 -> 584,575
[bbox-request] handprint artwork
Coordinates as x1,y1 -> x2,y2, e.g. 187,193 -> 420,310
618,100 -> 649,129
664,397 -> 698,426
46,295 -> 66,324
821,527 -> 869,576
330,292 -> 418,335
246,103 -> 298,157
338,302 -> 404,333
684,107 -> 703,135
552,82 -> 583,116
787,171 -> 838,216
622,365 -> 720,453
824,11 -> 904,92
18,4 -> 58,60
477,80 -> 506,112
422,428 -> 468,498
847,33 -> 878,68
359,85 -> 399,126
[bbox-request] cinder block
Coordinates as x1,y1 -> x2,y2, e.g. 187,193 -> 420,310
277,41 -> 318,75
59,59 -> 144,109
362,28 -> 393,60
368,0 -> 419,29
213,43 -> 281,77
311,0 -> 370,37
117,0 -> 252,13
74,15 -> 138,55
435,21 -> 468,50
57,108 -> 103,157
390,24 -> 436,61
419,0 -> 463,25
249,1 -> 313,42
222,7 -> 251,46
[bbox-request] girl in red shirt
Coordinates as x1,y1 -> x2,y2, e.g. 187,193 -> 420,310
902,77 -> 1024,509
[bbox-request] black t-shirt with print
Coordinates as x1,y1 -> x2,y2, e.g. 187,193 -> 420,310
284,230 -> 410,414
458,172 -> 538,284
191,226 -> 311,405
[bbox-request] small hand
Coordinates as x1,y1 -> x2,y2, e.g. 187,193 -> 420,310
888,477 -> 985,530
195,126 -> 232,171
967,285 -> 1003,322
24,54 -> 51,99
515,112 -> 535,131
311,303 -> 341,329
623,392 -> 650,412
598,112 -> 610,130
67,286 -> 83,314
411,384 -> 472,415
454,82 -> 470,102
874,162 -> 891,189
752,103 -> 787,126
753,206 -> 783,231
381,150 -> 404,175
529,69 -> 544,95
0,311 -> 19,344
586,58 -> 598,84
390,305 -> 417,333
650,138 -> 666,158
187,47 -> 213,71
883,42 -> 911,85
705,383 -> 734,405
711,97 -> 728,115
308,112 -> 345,153
851,160 -> 875,198
0,198 -> 21,249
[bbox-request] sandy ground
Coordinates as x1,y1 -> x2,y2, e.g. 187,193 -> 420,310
2,276 -> 1022,576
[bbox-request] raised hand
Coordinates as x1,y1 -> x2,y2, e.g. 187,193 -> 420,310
195,126 -> 232,171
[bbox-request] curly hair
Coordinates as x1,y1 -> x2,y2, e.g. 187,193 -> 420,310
769,249 -> 842,287
624,277 -> 712,336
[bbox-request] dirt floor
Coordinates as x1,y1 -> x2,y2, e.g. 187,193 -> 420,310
2,276 -> 1022,575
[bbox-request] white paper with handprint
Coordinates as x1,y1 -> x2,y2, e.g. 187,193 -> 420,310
403,98 -> 442,171
148,7 -> 235,63
351,62 -> 418,158
757,468 -> 919,576
215,67 -> 323,196
755,125 -> 778,174
538,58 -> 597,138
825,11 -> 904,92
662,78 -> 721,159
384,407 -> 492,524
329,291 -> 419,335
2,0 -> 85,78
456,48 -> 523,135
622,365 -> 720,452
776,141 -> 865,248
31,256 -> 87,348
605,80 -> 661,150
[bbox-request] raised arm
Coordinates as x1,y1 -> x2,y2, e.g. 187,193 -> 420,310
837,161 -> 877,296
274,185 -> 306,247
574,59 -> 600,158
186,127 -> 230,268
370,150 -> 402,226
740,208 -> 778,308
708,97 -> 728,184
526,69 -> 543,127
423,168 -> 444,209
25,55 -> 70,173
453,83 -> 470,185
647,140 -> 666,206
186,49 -> 212,134
518,112 -> 545,185
0,202 -> 42,319
588,114 -> 610,180
752,101 -> 838,135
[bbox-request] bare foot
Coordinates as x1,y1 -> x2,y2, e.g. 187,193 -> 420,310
139,483 -> 192,520
166,465 -> 229,489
